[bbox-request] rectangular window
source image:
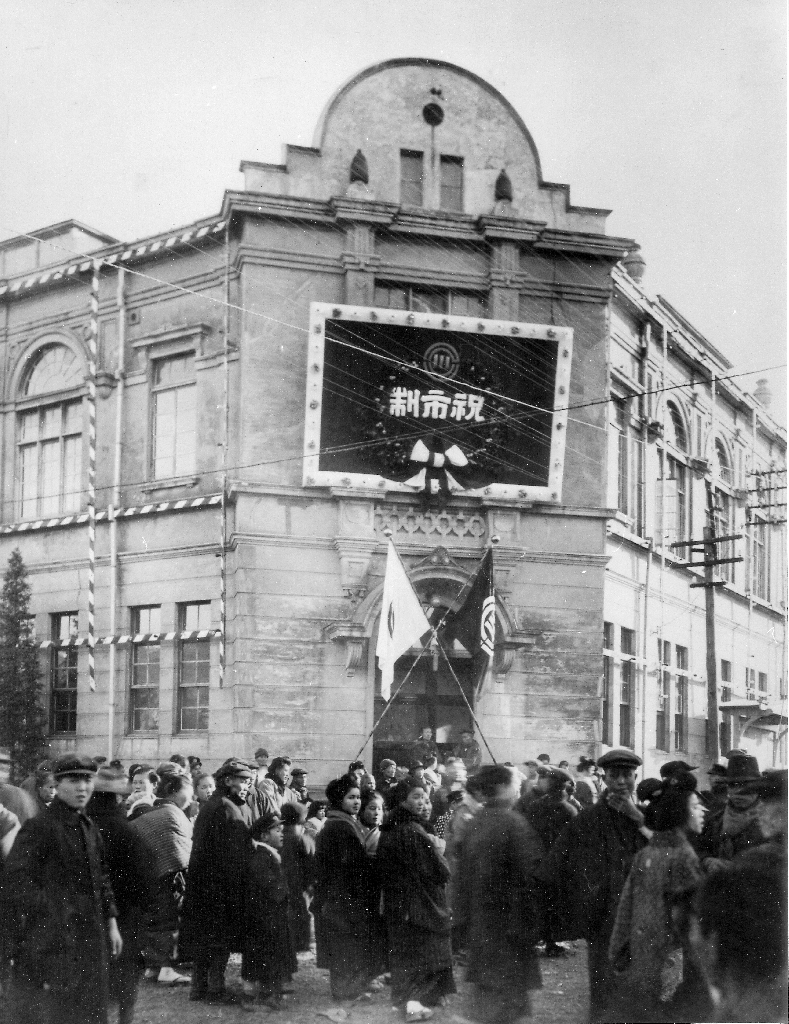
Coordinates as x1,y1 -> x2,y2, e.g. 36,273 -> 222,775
620,627 -> 635,747
50,612 -> 78,734
758,671 -> 768,695
714,490 -> 735,583
611,397 -> 642,533
657,639 -> 671,750
400,150 -> 424,206
720,681 -> 732,753
439,155 -> 464,212
178,602 -> 211,731
373,283 -> 487,318
675,645 -> 689,751
19,401 -> 82,519
152,353 -> 196,480
129,606 -> 161,732
745,668 -> 756,701
721,659 -> 731,683
752,520 -> 770,601
602,622 -> 614,746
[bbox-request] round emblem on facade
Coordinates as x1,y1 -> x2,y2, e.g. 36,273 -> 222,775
424,341 -> 460,379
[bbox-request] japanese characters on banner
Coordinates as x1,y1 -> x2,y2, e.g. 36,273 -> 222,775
303,303 -> 573,503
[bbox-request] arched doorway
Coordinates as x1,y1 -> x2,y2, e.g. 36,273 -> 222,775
370,577 -> 477,775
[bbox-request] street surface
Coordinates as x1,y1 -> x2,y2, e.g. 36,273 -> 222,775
132,945 -> 588,1024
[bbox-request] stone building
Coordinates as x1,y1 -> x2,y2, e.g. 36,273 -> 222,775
0,58 -> 783,779
605,261 -> 786,775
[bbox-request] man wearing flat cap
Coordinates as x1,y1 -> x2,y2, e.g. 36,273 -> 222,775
180,759 -> 254,1003
546,748 -> 649,1023
3,755 -> 123,1024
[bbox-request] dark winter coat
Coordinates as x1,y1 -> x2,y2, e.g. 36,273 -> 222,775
314,809 -> 385,998
87,794 -> 155,1002
454,800 -> 543,995
546,794 -> 648,942
697,804 -> 765,865
242,844 -> 297,988
1,796 -> 118,1023
377,805 -> 455,1008
378,806 -> 451,934
282,825 -> 315,952
179,790 -> 252,955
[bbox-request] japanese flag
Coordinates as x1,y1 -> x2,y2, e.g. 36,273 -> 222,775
376,541 -> 431,700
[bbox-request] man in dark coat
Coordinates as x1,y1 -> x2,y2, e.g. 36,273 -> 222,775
180,758 -> 254,1003
546,747 -> 649,1024
697,753 -> 765,866
525,765 -> 577,957
454,764 -> 543,1024
87,766 -> 155,1024
2,755 -> 123,1024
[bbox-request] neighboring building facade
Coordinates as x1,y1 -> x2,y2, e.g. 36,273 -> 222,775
604,262 -> 787,775
0,59 -> 784,780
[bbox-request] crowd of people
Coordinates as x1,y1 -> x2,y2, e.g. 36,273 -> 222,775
0,734 -> 785,1024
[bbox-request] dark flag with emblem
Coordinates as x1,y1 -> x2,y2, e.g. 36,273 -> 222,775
376,540 -> 432,700
446,548 -> 496,692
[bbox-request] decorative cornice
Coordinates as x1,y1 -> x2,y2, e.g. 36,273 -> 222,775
535,229 -> 634,260
329,197 -> 399,225
477,216 -> 547,242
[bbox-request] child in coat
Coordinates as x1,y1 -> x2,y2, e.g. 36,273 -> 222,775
242,811 -> 298,1010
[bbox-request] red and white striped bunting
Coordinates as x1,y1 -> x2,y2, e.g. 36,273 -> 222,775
37,628 -> 221,650
0,494 -> 222,536
0,220 -> 227,297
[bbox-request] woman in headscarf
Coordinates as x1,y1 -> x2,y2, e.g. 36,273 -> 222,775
377,778 -> 455,1022
313,774 -> 385,1002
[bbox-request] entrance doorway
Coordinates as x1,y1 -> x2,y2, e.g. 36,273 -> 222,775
372,645 -> 475,776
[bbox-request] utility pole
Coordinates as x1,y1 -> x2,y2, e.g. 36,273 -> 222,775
670,482 -> 742,763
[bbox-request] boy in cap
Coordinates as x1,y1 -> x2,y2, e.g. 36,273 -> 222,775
546,748 -> 648,1023
289,768 -> 310,805
3,755 -> 123,1024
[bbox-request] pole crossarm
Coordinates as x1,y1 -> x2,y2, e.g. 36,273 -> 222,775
683,556 -> 743,569
669,533 -> 742,548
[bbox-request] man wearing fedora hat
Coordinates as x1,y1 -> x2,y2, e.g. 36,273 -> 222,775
3,754 -> 123,1024
546,748 -> 649,1023
734,768 -> 787,871
698,753 -> 766,866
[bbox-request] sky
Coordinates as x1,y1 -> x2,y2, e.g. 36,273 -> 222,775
1,0 -> 785,422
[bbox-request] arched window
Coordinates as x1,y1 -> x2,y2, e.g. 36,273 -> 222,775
666,401 -> 688,453
17,344 -> 84,518
715,437 -> 733,486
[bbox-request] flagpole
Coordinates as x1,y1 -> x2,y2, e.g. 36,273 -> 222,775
435,637 -> 498,764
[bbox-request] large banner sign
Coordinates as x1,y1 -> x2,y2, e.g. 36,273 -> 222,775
303,303 -> 573,501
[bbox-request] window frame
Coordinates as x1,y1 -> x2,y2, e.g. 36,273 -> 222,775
150,351 -> 197,481
15,343 -> 86,521
602,622 -> 614,746
619,627 -> 635,748
128,605 -> 161,733
49,611 -> 79,735
674,645 -> 689,751
439,154 -> 464,212
176,601 -> 212,733
400,149 -> 424,207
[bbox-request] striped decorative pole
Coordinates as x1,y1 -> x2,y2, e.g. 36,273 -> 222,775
87,262 -> 100,691
219,484 -> 226,688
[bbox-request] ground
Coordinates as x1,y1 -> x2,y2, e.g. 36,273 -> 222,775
130,945 -> 589,1024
